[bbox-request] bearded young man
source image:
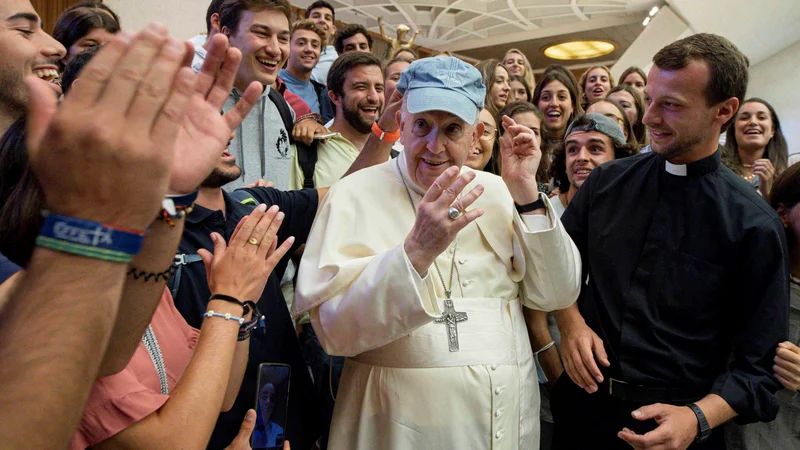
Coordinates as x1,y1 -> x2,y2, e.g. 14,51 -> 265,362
552,34 -> 789,450
292,51 -> 384,190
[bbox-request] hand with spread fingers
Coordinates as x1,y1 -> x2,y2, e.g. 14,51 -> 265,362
775,341 -> 800,391
618,404 -> 698,450
498,115 -> 543,205
378,89 -> 403,134
169,33 -> 261,194
404,166 -> 485,276
753,158 -> 776,197
198,204 -> 295,303
26,26 -> 194,231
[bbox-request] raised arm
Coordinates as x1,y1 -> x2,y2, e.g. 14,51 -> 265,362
99,32 -> 261,376
94,207 -> 294,450
0,27 -> 191,449
342,89 -> 402,178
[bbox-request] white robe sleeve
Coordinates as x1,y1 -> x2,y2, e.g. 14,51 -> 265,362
309,244 -> 440,357
512,194 -> 581,312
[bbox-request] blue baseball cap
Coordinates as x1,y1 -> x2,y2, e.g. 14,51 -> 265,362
395,57 -> 486,124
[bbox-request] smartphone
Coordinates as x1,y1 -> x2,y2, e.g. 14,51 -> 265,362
313,132 -> 340,140
252,363 -> 291,450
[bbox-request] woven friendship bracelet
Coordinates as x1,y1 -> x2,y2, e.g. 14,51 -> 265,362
36,236 -> 134,263
158,191 -> 199,228
38,212 -> 146,259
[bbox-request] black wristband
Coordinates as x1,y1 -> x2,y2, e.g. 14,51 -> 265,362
208,294 -> 250,317
515,197 -> 546,214
688,403 -> 712,442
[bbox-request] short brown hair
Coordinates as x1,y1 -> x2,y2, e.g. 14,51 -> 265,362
219,0 -> 292,35
291,18 -> 325,43
327,51 -> 382,98
653,33 -> 749,112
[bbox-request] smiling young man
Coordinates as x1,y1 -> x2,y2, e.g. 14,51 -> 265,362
305,0 -> 337,86
333,23 -> 372,55
552,34 -> 789,450
0,0 -> 65,135
292,51 -> 384,190
219,0 -> 298,190
294,56 -> 581,449
278,19 -> 334,122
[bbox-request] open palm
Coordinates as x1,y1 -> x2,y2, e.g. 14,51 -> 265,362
498,115 -> 542,204
169,34 -> 261,194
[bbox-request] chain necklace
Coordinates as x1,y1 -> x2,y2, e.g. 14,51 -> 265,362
142,325 -> 169,395
395,158 -> 459,299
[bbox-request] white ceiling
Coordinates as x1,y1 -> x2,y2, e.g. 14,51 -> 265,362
293,0 -> 662,50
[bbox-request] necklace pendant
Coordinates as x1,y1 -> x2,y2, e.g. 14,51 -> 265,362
444,289 -> 452,299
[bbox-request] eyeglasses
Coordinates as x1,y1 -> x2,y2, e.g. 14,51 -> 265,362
480,124 -> 497,141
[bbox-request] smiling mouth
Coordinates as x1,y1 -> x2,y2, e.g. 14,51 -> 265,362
744,129 -> 762,135
360,106 -> 379,115
592,87 -> 605,95
255,56 -> 279,71
33,67 -> 60,84
422,158 -> 448,166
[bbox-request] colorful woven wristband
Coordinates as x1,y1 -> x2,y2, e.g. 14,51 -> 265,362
36,213 -> 146,262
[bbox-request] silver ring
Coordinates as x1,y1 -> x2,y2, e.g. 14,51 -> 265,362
448,206 -> 461,220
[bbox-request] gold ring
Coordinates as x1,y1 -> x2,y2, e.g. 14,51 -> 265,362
248,237 -> 259,245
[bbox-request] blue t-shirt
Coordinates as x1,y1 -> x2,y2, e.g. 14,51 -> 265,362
0,251 -> 21,284
278,69 -> 320,115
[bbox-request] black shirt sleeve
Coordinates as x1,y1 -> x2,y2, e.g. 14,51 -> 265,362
234,187 -> 319,250
711,216 -> 788,423
0,251 -> 21,284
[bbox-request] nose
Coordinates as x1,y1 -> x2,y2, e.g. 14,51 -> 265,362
40,31 -> 67,61
576,146 -> 591,162
642,103 -> 659,127
425,127 -> 446,154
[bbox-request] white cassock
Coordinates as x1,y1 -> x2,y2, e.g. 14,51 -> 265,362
294,151 -> 581,449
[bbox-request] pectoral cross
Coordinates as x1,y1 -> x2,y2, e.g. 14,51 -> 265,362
434,293 -> 468,352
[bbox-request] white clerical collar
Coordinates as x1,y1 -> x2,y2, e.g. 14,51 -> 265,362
665,161 -> 687,176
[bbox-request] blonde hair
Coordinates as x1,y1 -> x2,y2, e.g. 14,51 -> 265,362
502,49 -> 535,93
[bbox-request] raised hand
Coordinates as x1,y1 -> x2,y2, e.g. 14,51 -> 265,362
753,158 -> 776,197
198,204 -> 295,303
292,119 -> 328,146
498,115 -> 542,205
169,33 -> 261,194
378,89 -> 403,134
26,26 -> 194,231
404,166 -> 484,276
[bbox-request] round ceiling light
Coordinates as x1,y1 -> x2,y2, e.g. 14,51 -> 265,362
543,40 -> 616,61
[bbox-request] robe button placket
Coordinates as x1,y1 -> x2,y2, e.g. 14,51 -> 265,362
458,259 -> 466,265
495,430 -> 503,439
495,408 -> 503,417
491,364 -> 498,371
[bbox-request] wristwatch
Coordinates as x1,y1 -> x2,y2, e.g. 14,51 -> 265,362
688,403 -> 711,443
371,122 -> 401,143
515,197 -> 546,214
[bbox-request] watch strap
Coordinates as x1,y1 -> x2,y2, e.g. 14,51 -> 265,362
371,122 -> 401,143
515,197 -> 546,214
688,403 -> 712,442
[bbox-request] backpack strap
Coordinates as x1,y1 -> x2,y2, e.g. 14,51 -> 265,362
167,253 -> 203,300
267,87 -> 294,136
268,86 -> 318,189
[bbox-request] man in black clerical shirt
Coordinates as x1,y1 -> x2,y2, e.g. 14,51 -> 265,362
552,34 -> 788,450
170,145 -> 325,450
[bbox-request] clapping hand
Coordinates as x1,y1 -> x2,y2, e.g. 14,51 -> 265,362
169,33 -> 261,194
498,115 -> 542,205
199,204 -> 295,303
753,158 -> 776,197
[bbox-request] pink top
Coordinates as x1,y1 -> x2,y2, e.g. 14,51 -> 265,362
276,77 -> 313,118
69,288 -> 200,449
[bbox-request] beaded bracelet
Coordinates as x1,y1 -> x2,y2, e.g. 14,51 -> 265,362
158,191 -> 199,228
295,112 -> 323,125
204,310 -> 245,325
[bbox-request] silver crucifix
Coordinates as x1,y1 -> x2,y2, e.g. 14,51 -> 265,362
435,296 -> 468,352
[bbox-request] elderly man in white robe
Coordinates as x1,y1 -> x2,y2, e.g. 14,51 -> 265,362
295,57 -> 581,450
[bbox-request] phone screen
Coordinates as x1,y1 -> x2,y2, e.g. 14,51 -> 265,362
252,363 -> 291,450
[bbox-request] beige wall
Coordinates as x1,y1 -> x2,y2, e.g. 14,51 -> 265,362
748,41 -> 800,154
105,0 -> 208,40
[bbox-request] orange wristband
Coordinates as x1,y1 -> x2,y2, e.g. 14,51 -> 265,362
371,122 -> 401,143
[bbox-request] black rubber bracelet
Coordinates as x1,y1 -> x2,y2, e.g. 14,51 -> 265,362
515,197 -> 546,214
208,294 -> 249,316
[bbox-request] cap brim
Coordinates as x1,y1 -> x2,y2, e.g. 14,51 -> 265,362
405,87 -> 479,124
